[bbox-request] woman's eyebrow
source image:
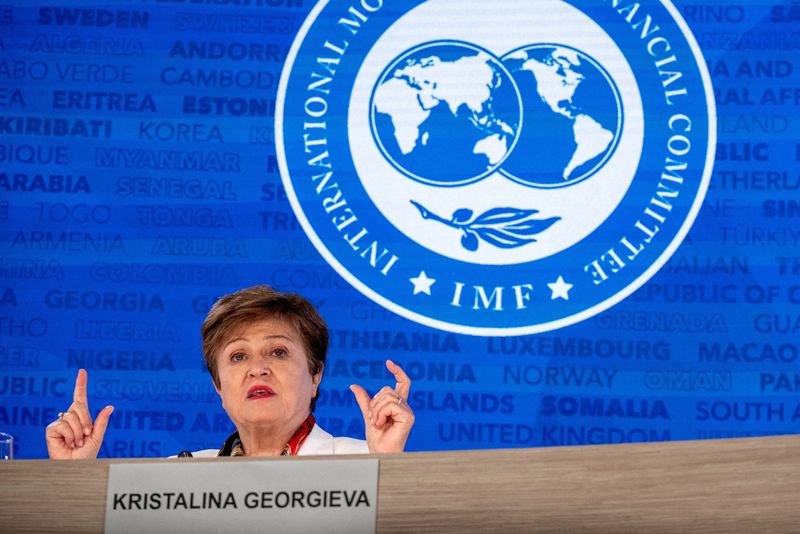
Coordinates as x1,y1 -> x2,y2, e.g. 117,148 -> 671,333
223,333 -> 294,351
222,336 -> 247,349
262,334 -> 293,341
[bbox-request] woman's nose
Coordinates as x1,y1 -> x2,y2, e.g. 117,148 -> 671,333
247,359 -> 270,377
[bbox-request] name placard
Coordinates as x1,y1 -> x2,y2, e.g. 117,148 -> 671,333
104,459 -> 378,534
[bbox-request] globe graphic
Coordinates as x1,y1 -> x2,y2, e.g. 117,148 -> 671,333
500,44 -> 622,188
370,41 -> 522,186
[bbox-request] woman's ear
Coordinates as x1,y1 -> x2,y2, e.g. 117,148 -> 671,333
313,363 -> 324,390
213,376 -> 222,397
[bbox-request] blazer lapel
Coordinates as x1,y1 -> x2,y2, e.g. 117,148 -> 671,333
297,425 -> 335,456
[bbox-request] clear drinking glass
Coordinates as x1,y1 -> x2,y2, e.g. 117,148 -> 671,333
0,432 -> 13,460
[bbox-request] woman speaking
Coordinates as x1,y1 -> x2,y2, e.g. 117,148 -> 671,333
46,286 -> 415,458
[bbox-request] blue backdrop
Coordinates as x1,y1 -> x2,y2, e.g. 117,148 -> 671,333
1,0 -> 798,458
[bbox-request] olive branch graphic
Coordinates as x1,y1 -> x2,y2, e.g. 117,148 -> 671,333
411,200 -> 560,251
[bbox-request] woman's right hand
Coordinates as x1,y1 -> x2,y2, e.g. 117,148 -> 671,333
45,369 -> 114,459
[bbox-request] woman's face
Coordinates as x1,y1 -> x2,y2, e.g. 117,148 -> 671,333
214,317 -> 321,432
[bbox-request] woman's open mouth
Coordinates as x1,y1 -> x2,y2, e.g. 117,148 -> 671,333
247,385 -> 275,400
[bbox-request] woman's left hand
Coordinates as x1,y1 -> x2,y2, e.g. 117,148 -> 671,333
350,360 -> 415,453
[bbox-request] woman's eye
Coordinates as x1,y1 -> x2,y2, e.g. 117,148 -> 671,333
230,352 -> 246,362
272,348 -> 288,359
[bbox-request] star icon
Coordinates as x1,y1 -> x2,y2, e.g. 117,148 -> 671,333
409,271 -> 436,295
547,275 -> 573,300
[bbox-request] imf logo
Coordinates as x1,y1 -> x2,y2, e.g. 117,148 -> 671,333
276,0 -> 715,335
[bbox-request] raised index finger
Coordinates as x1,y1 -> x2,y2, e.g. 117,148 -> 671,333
386,360 -> 411,400
73,368 -> 89,404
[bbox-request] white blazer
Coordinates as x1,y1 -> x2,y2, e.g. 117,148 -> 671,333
187,425 -> 369,458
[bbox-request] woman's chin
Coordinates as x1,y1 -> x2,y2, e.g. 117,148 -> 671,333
236,410 -> 284,428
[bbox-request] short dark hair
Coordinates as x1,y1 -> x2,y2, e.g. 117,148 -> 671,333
201,285 -> 328,411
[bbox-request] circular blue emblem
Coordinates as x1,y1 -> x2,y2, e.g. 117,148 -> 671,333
276,0 -> 716,335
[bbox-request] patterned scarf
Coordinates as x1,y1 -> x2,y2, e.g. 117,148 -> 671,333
220,414 -> 316,457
